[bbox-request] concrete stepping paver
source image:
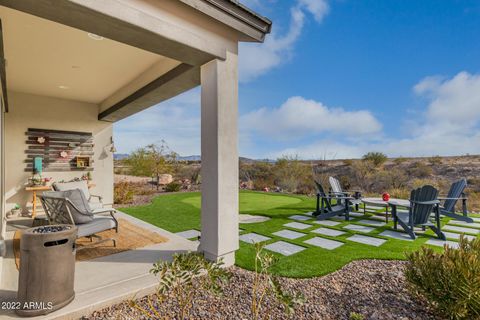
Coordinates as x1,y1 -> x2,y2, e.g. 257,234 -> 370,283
272,229 -> 306,240
349,212 -> 365,217
443,232 -> 476,241
379,230 -> 414,241
343,224 -> 375,233
443,225 -> 480,235
425,239 -> 459,249
312,220 -> 341,227
357,219 -> 386,227
264,241 -> 306,256
347,234 -> 386,247
239,233 -> 271,244
304,237 -> 344,250
448,220 -> 480,228
368,215 -> 388,221
289,215 -> 311,221
176,230 -> 201,239
312,227 -> 345,237
284,222 -> 312,230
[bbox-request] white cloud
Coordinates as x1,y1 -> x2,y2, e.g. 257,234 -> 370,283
266,72 -> 480,159
241,96 -> 382,140
113,88 -> 201,155
297,0 -> 330,22
239,0 -> 329,82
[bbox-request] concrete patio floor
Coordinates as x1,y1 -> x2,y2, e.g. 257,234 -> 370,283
0,212 -> 198,320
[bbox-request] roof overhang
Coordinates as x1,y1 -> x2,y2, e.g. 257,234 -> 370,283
179,0 -> 272,42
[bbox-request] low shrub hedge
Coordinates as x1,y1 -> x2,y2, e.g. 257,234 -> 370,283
405,236 -> 480,319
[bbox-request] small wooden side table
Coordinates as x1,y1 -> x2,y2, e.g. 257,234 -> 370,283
25,185 -> 52,218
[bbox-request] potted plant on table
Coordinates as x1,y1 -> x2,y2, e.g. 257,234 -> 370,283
7,204 -> 22,218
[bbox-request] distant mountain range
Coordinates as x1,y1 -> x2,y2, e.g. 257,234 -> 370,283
114,153 -> 275,162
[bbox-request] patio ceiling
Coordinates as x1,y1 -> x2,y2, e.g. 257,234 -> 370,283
0,5 -> 181,107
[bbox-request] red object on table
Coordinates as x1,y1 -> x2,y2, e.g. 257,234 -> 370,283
382,192 -> 390,201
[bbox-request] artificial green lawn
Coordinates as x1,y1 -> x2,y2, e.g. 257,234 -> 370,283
121,191 -> 479,278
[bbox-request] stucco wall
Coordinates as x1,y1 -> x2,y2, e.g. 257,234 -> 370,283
5,91 -> 113,214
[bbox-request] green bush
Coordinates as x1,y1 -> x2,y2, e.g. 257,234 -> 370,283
165,181 -> 181,192
362,152 -> 388,167
349,312 -> 365,320
405,236 -> 480,319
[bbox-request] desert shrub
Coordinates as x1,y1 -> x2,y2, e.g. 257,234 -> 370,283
165,182 -> 181,192
467,178 -> 480,192
114,182 -> 134,204
240,161 -> 275,189
409,162 -> 433,178
411,178 -> 439,190
428,155 -> 443,165
251,243 -> 304,319
338,175 -> 352,190
274,155 -> 312,193
386,187 -> 410,199
373,168 -> 409,191
349,312 -> 365,320
362,152 -> 387,167
468,191 -> 480,212
405,236 -> 480,319
343,159 -> 354,166
132,252 -> 231,319
393,157 -> 407,165
351,160 -> 376,192
176,165 -> 201,184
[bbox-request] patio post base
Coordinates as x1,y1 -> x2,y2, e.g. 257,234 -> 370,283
203,250 -> 235,267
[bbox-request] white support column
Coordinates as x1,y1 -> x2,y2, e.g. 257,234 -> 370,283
200,50 -> 238,267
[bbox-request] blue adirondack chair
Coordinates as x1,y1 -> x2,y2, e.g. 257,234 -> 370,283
439,178 -> 473,223
314,180 -> 354,221
392,185 -> 445,240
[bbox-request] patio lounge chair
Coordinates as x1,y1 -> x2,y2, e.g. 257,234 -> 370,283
391,185 -> 445,240
313,181 -> 353,221
52,180 -> 105,211
328,176 -> 362,211
40,190 -> 118,249
438,178 -> 473,223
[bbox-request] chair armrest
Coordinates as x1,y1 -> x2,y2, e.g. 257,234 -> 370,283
438,197 -> 468,200
411,200 -> 440,205
329,196 -> 355,200
92,208 -> 116,215
89,194 -> 103,201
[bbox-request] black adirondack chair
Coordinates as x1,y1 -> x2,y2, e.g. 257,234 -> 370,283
392,185 -> 445,240
313,181 -> 353,221
328,176 -> 362,211
439,178 -> 473,223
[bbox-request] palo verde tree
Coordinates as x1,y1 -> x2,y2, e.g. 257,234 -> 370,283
125,140 -> 178,189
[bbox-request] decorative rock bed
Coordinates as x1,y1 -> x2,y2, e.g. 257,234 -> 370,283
83,260 -> 439,320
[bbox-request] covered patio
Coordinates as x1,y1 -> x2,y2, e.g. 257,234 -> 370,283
0,0 -> 271,318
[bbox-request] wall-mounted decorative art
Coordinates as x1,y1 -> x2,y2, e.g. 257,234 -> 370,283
24,128 -> 94,172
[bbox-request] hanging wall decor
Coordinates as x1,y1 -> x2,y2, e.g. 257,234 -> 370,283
24,128 -> 94,172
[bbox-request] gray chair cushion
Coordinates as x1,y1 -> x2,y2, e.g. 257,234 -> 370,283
53,181 -> 90,199
63,189 -> 94,224
77,216 -> 117,238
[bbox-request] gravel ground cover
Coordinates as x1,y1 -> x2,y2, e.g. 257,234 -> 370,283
84,260 -> 439,320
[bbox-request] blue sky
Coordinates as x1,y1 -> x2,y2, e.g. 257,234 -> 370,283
114,0 -> 480,159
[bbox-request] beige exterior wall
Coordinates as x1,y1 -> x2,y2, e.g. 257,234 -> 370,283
5,91 -> 113,214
